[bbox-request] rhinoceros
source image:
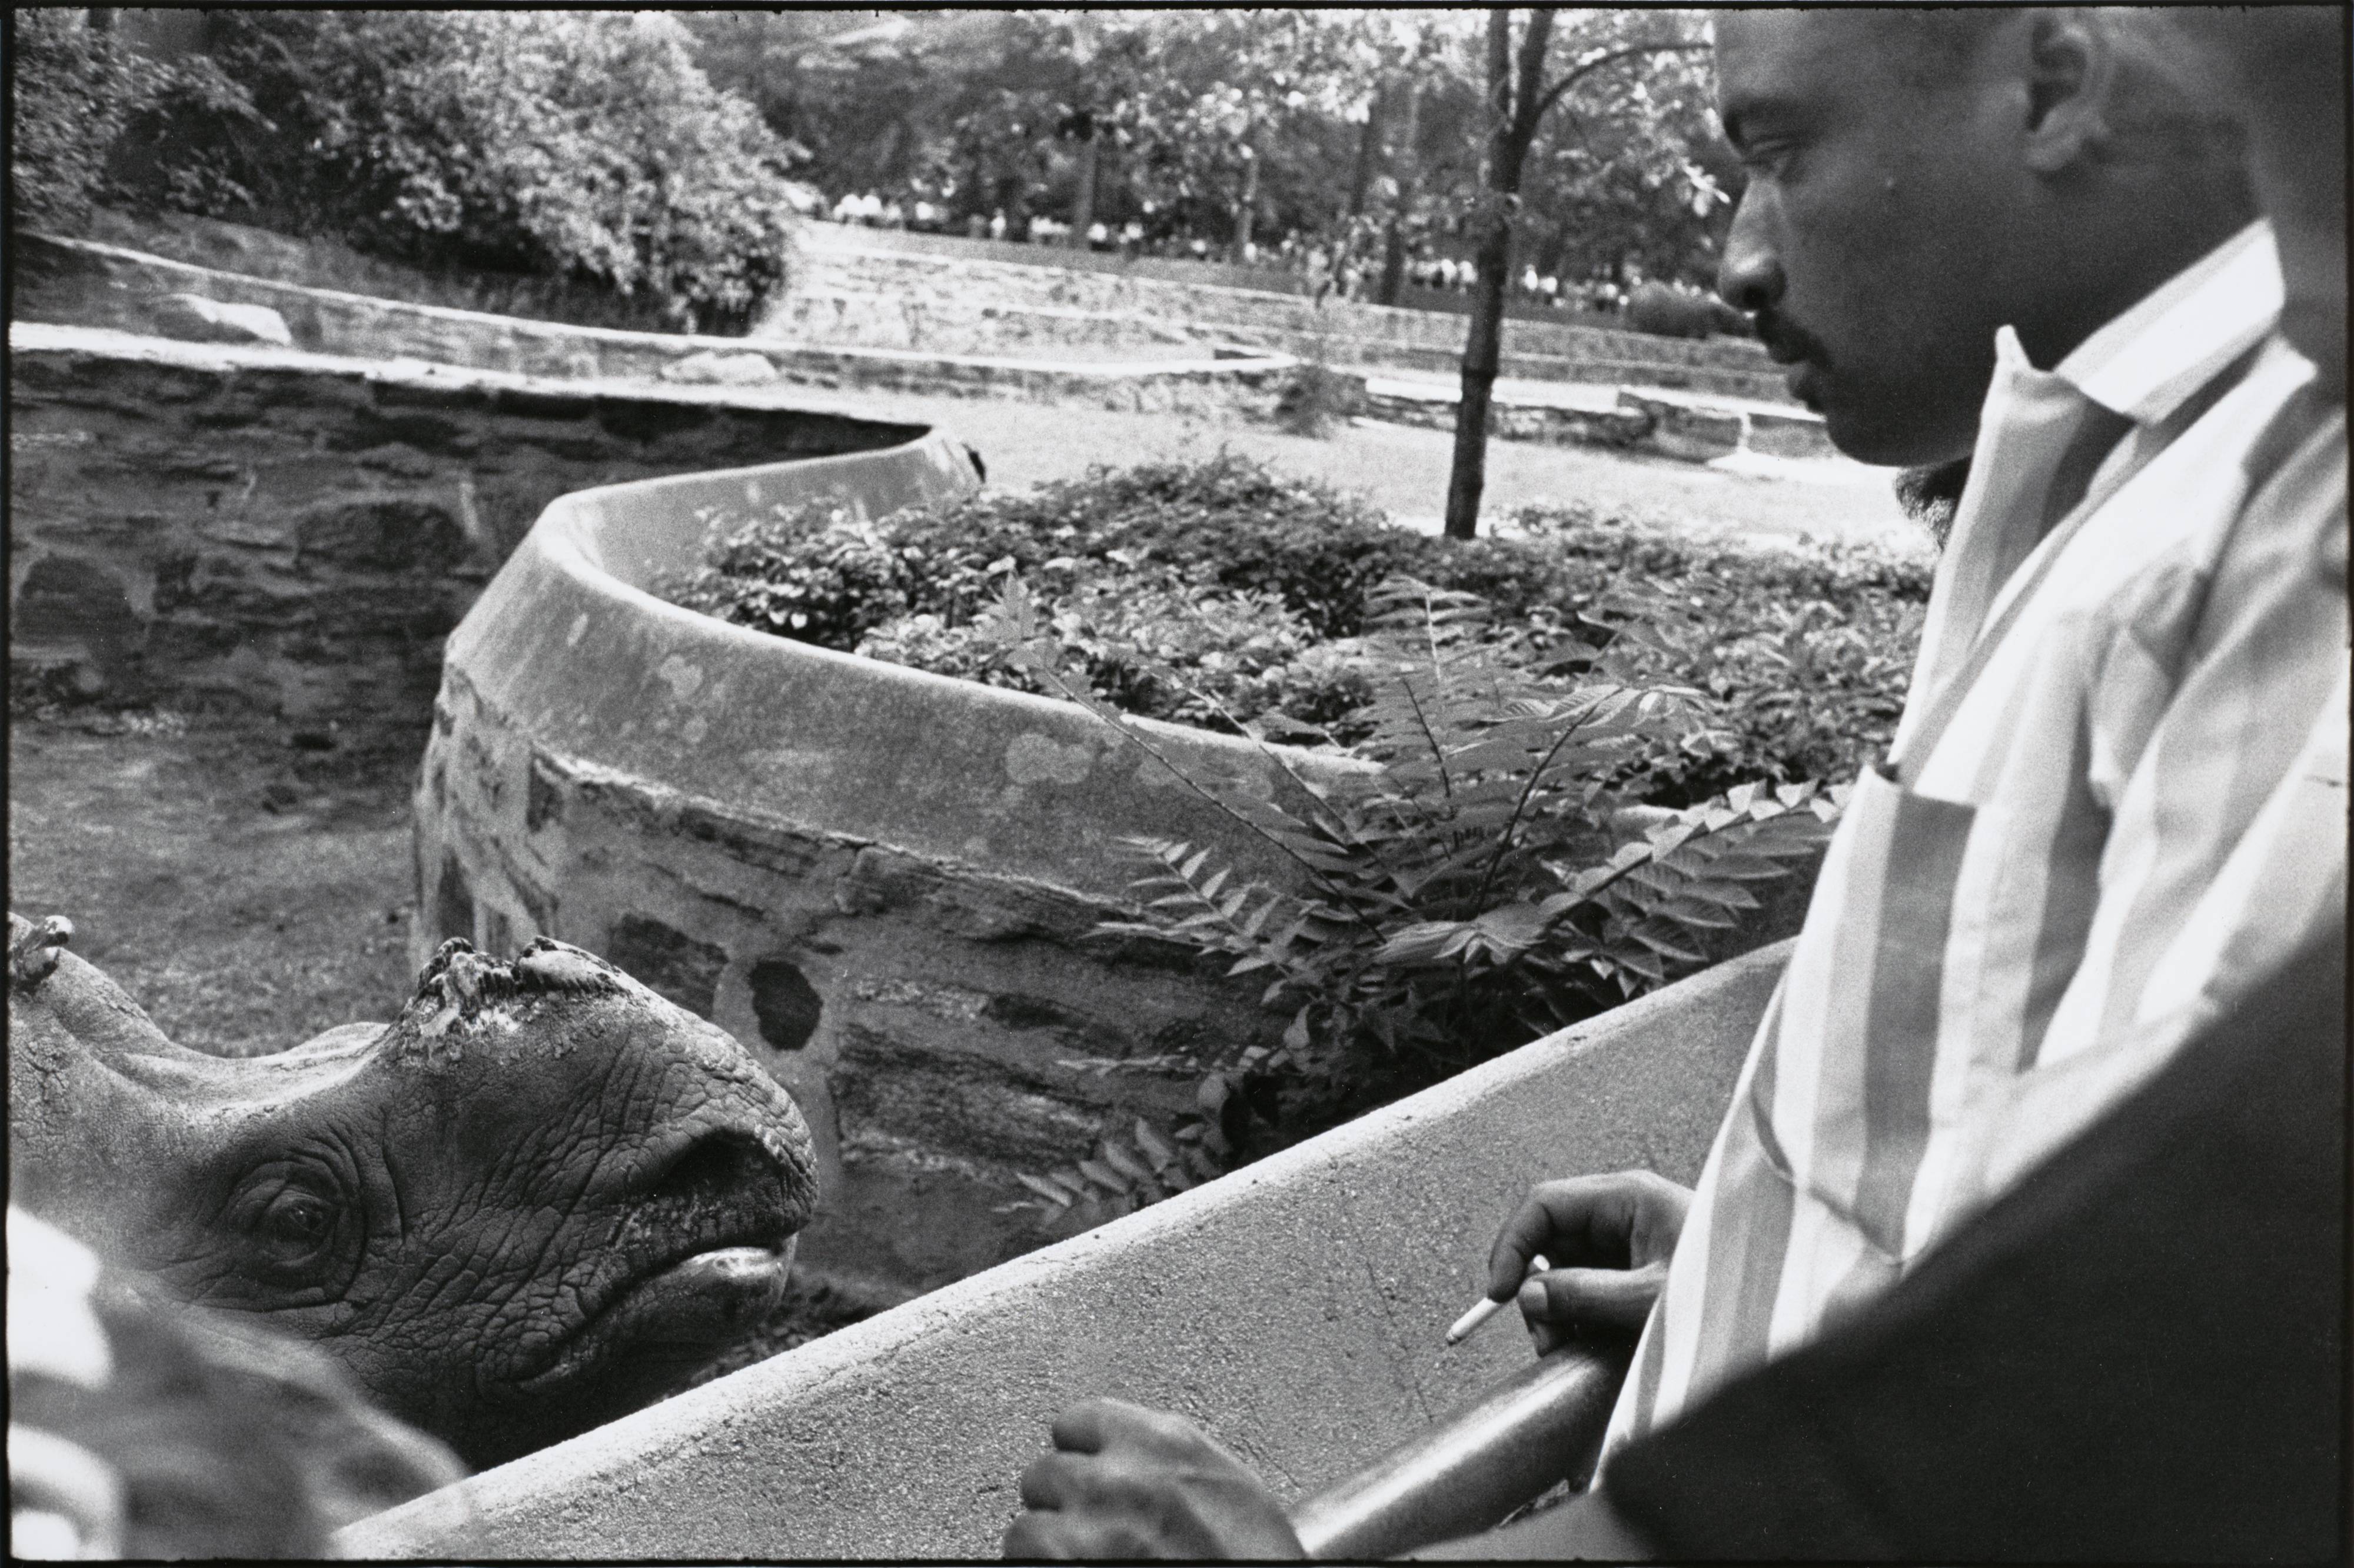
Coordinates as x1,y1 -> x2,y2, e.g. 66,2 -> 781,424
7,911 -> 819,1472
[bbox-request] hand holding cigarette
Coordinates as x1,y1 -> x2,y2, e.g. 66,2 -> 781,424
1473,1171 -> 1695,1354
1444,1253 -> 1550,1346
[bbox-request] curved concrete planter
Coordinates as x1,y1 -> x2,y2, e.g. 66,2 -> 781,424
414,425 -> 1371,1297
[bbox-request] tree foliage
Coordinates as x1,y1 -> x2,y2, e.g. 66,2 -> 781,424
24,9 -> 804,331
9,10 -> 255,230
684,8 -> 1733,282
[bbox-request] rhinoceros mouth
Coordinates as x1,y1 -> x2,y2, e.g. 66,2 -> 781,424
516,1239 -> 794,1396
514,1131 -> 805,1394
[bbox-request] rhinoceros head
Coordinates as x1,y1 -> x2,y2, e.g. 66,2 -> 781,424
8,913 -> 819,1472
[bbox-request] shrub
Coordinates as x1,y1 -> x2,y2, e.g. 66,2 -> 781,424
1510,505 -> 1931,801
663,455 -> 1932,789
1273,362 -> 1364,438
979,574 -> 1840,1224
666,503 -> 921,650
84,12 -> 803,332
9,12 -> 255,232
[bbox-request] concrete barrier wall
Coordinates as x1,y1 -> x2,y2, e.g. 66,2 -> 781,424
69,202 -> 689,334
339,938 -> 1787,1560
4,324 -> 935,728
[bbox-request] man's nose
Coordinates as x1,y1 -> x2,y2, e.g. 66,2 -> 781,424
1717,207 -> 1784,314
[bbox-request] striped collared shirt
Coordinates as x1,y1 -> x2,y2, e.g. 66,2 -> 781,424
1605,220 -> 2349,1453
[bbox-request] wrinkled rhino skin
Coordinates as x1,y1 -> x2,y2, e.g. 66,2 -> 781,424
8,912 -> 819,1471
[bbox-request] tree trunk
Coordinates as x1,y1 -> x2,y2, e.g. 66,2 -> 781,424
1348,89 -> 1384,218
1068,129 -> 1099,248
1444,206 -> 1515,538
1378,81 -> 1422,307
1445,9 -> 1551,540
1234,148 -> 1260,257
1440,15 -> 1709,535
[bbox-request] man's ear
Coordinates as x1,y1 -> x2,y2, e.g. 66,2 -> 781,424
2018,9 -> 2116,174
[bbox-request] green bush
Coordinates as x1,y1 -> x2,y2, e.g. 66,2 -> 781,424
49,12 -> 802,332
662,456 -> 1933,793
1509,505 -> 1930,800
982,574 -> 1839,1223
9,12 -> 254,231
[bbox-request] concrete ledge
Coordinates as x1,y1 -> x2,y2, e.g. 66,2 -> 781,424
797,227 -> 1780,384
437,449 -> 1366,911
339,938 -> 1789,1560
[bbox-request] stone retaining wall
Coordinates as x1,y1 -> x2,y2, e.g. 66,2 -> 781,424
789,228 -> 1793,402
5,325 -> 940,730
1361,381 -> 1836,463
339,940 -> 1790,1559
16,234 -> 1297,418
413,421 -> 1821,1311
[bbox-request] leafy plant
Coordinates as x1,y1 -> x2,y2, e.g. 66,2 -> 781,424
84,12 -> 803,332
980,570 -> 1840,1221
9,11 -> 258,232
660,457 -> 1930,790
1274,361 -> 1365,439
665,501 -> 923,648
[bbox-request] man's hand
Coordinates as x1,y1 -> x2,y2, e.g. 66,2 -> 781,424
1488,1171 -> 1692,1354
1002,1397 -> 1305,1561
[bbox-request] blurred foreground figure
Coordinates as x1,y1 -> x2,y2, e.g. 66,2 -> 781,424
1002,8 -> 2346,1557
8,1207 -> 468,1559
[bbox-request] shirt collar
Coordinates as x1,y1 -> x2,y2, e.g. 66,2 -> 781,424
2047,219 -> 2280,425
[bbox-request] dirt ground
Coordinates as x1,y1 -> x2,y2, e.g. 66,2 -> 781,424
8,710 -> 425,1056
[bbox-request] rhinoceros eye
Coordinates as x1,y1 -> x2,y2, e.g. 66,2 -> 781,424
223,1168 -> 354,1289
260,1190 -> 335,1254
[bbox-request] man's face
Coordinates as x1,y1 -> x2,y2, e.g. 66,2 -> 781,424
1714,14 -> 2026,467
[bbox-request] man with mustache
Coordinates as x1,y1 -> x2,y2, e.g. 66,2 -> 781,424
1003,8 -> 2346,1559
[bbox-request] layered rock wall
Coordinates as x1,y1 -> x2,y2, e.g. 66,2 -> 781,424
787,228 -> 1792,402
16,235 -> 1295,417
6,327 -> 929,728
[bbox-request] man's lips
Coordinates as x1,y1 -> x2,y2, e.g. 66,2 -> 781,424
1756,324 -> 1826,408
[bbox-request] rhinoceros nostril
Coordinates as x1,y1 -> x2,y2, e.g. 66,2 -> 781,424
645,1132 -> 767,1205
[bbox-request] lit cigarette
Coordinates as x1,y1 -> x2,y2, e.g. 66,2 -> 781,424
1444,1254 -> 1550,1346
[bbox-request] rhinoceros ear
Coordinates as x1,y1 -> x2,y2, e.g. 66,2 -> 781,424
411,937 -> 478,994
10,912 -> 77,993
511,940 -> 629,997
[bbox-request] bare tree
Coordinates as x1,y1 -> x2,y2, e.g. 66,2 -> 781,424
1444,10 -> 1710,539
